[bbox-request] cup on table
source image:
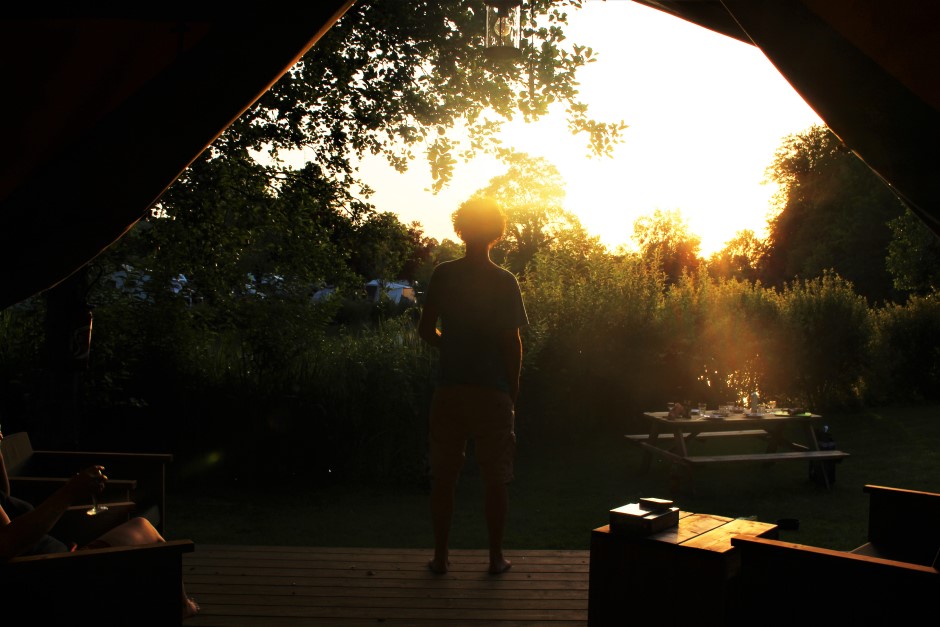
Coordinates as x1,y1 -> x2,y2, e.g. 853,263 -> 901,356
698,403 -> 707,415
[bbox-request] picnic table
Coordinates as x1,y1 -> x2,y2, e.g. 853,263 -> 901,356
626,409 -> 850,489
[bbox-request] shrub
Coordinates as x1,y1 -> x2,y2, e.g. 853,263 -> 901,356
869,292 -> 940,403
778,271 -> 872,410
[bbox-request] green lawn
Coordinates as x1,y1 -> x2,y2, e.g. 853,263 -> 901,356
166,403 -> 940,553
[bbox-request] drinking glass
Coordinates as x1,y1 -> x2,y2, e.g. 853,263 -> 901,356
86,467 -> 108,516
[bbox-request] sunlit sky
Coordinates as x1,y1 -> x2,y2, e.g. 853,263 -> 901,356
351,1 -> 825,257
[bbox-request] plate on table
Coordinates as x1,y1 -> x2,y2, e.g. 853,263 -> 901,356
745,412 -> 764,418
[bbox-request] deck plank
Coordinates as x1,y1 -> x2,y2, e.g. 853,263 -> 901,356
184,545 -> 590,626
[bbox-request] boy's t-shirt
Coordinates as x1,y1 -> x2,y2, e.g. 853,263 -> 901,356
425,258 -> 528,394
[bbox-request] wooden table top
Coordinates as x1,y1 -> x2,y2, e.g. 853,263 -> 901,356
643,410 -> 822,429
595,511 -> 779,554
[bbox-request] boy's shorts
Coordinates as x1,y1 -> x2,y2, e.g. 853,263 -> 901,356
429,384 -> 516,484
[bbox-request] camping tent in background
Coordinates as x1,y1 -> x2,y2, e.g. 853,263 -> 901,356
365,280 -> 417,305
312,281 -> 417,305
1,0 -> 938,312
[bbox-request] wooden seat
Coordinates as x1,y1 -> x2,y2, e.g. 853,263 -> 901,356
625,429 -> 770,441
0,431 -> 173,534
683,450 -> 850,465
1,539 -> 195,625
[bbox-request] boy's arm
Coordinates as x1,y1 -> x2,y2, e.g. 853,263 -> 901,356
501,328 -> 523,404
418,300 -> 442,347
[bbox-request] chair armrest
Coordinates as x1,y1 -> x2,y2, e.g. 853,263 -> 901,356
2,540 -> 195,625
5,538 -> 194,565
29,449 -> 173,471
8,476 -> 136,504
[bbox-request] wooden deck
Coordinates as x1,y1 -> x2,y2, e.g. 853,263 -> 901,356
183,545 -> 590,626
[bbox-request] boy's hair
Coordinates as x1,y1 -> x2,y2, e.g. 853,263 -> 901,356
452,197 -> 507,246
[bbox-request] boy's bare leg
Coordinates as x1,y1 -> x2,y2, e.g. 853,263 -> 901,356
485,480 -> 511,574
429,479 -> 455,574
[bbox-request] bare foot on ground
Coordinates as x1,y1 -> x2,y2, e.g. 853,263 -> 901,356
183,596 -> 200,620
427,558 -> 449,574
488,558 -> 512,574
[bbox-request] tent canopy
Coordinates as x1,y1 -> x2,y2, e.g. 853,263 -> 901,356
0,3 -> 354,310
1,1 -> 937,310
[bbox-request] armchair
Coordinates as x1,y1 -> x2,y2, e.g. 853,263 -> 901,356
731,484 -> 939,624
0,431 -> 173,534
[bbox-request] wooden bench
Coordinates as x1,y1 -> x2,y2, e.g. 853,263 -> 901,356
683,450 -> 850,465
625,430 -> 770,442
730,484 -> 939,624
0,432 -> 173,534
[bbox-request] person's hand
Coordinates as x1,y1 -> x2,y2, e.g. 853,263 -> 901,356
64,465 -> 107,503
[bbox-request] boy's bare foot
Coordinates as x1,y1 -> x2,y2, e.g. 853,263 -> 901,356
182,596 -> 200,619
488,558 -> 512,574
427,558 -> 449,574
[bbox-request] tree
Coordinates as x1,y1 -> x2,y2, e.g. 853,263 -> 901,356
631,208 -> 701,284
886,207 -> 940,295
706,229 -> 765,282
226,1 -> 625,194
760,125 -> 907,303
472,153 -> 579,275
95,155 -> 365,312
348,211 -> 417,282
399,222 -> 438,285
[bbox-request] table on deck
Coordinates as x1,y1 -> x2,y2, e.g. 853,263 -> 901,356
626,410 -> 850,489
588,511 -> 779,625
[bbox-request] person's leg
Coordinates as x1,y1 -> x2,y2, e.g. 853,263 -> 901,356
427,386 -> 467,574
483,478 -> 511,574
429,476 -> 456,573
89,517 -> 199,619
474,390 -> 516,574
94,516 -> 163,546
